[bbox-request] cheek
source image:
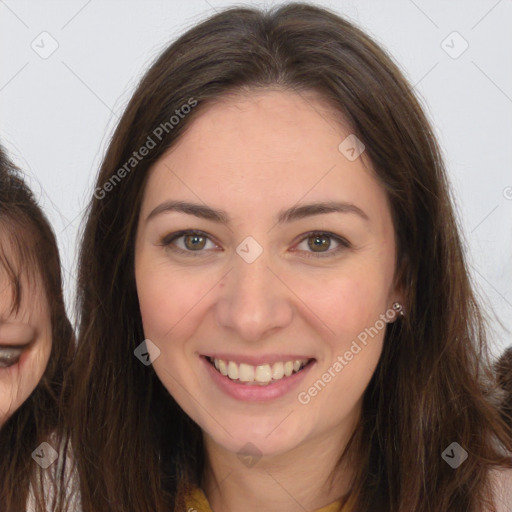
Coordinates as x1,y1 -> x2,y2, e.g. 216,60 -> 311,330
136,261 -> 212,344
295,275 -> 388,422
295,267 -> 391,345
135,262 -> 215,416
0,332 -> 51,424
329,277 -> 389,380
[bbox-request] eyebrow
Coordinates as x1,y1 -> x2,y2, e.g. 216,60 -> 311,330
146,200 -> 370,225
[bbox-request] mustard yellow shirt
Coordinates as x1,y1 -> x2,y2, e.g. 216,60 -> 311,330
185,486 -> 355,512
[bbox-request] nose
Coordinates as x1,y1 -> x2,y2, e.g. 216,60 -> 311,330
214,248 -> 294,343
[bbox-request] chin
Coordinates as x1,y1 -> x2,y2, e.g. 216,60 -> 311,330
205,417 -> 311,459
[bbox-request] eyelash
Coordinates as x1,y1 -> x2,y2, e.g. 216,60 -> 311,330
159,229 -> 350,259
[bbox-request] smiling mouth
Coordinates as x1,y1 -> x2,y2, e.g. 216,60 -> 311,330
206,356 -> 314,386
0,346 -> 27,368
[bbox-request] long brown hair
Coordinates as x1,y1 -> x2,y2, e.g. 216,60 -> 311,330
68,3 -> 512,511
0,144 -> 74,511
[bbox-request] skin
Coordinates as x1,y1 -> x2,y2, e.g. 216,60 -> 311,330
0,245 -> 52,427
135,90 -> 403,512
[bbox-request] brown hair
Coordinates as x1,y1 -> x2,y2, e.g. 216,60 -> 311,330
0,145 -> 74,511
67,3 -> 512,511
496,347 -> 512,426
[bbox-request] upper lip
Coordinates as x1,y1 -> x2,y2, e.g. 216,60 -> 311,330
204,354 -> 315,366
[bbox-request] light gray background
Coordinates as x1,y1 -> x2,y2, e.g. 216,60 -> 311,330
1,0 -> 511,356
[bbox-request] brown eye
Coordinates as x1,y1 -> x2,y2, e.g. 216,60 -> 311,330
160,230 -> 218,256
294,231 -> 350,259
307,234 -> 331,252
183,233 -> 207,251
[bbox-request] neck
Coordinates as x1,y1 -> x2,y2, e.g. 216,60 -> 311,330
201,420 -> 358,512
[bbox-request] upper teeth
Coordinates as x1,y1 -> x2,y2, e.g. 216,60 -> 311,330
211,357 -> 310,384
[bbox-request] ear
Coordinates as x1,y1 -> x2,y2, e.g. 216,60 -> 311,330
385,285 -> 405,324
386,256 -> 407,323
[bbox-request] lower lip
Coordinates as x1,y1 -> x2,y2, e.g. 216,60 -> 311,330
202,356 -> 316,402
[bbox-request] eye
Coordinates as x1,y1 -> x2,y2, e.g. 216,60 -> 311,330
159,229 -> 350,259
159,230 -> 219,256
293,231 -> 350,258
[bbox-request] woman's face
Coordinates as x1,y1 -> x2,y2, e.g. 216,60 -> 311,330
135,90 -> 402,457
0,249 -> 52,426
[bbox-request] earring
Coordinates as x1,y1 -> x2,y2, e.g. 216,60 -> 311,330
392,302 -> 405,317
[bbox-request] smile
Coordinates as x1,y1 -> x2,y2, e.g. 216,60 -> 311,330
207,356 -> 313,386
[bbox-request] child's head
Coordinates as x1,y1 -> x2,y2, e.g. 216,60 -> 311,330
0,150 -> 53,424
0,144 -> 73,510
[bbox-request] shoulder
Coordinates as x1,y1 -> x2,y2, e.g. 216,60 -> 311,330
487,466 -> 512,512
26,433 -> 82,512
186,486 -> 212,511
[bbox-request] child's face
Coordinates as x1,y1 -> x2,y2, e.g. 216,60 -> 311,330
135,90 -> 402,457
0,251 -> 52,426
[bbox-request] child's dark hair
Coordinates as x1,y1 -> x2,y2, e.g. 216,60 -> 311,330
0,144 -> 74,511
495,347 -> 512,426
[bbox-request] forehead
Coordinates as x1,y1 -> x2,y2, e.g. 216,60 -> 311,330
0,233 -> 45,321
141,90 -> 390,226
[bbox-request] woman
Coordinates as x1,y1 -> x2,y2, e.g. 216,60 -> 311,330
67,3 -> 512,511
0,144 -> 75,511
